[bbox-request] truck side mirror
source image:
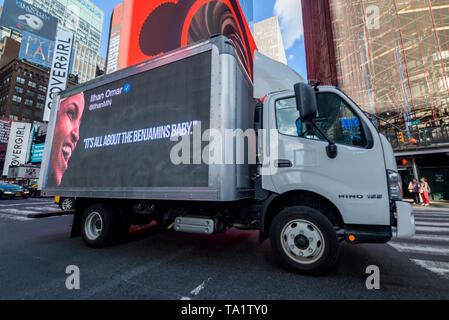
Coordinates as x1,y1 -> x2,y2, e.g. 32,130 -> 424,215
294,82 -> 317,122
294,82 -> 338,159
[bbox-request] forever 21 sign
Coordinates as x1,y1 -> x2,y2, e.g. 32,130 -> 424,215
43,30 -> 74,122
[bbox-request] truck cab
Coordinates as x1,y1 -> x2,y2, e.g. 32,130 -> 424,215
253,50 -> 415,273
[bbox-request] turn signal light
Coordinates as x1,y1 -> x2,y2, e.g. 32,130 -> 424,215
348,235 -> 356,242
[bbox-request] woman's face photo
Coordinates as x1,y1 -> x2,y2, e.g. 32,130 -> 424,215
50,92 -> 85,186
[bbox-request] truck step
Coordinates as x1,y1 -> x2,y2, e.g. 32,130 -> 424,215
174,217 -> 215,235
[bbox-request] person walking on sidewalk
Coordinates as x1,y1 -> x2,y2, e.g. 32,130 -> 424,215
419,177 -> 431,206
408,179 -> 420,205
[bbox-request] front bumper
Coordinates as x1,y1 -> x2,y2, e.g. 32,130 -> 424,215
395,201 -> 415,239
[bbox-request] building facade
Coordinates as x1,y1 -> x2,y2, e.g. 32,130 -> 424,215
302,0 -> 449,200
70,41 -> 105,83
23,0 -> 104,54
0,58 -> 51,124
0,53 -> 77,124
253,16 -> 287,64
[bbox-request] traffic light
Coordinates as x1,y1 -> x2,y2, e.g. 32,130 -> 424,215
398,132 -> 405,143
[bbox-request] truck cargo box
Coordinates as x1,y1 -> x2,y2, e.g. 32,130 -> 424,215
40,36 -> 256,202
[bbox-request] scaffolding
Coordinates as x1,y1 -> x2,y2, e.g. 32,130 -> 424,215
329,0 -> 449,150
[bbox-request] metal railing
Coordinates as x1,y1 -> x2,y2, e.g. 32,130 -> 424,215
384,125 -> 449,151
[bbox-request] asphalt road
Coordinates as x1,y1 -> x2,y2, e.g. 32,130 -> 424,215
0,199 -> 448,300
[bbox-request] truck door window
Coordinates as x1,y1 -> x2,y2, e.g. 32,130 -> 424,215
275,93 -> 367,147
275,97 -> 300,136
315,93 -> 367,147
275,97 -> 321,140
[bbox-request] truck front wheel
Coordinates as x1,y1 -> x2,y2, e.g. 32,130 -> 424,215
270,206 -> 339,275
81,204 -> 122,248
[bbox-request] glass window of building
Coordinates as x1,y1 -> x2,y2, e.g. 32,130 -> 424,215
11,104 -> 20,113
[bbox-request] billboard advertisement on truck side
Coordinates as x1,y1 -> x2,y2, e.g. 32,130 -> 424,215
45,50 -> 212,190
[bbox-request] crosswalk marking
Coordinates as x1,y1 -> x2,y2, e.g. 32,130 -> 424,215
389,242 -> 449,256
0,208 -> 38,215
415,221 -> 449,227
414,213 -> 449,218
0,200 -> 61,221
390,208 -> 449,280
415,226 -> 449,233
411,260 -> 449,279
413,217 -> 449,222
0,213 -> 32,221
409,234 -> 449,242
413,209 -> 449,213
22,206 -> 61,212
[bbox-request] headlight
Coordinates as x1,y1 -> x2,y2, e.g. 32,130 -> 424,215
388,170 -> 403,201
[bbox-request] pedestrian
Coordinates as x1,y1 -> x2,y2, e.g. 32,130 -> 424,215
419,177 -> 431,206
408,179 -> 420,205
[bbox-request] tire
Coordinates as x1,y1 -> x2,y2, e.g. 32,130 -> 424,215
270,206 -> 339,276
61,198 -> 74,211
81,203 -> 122,248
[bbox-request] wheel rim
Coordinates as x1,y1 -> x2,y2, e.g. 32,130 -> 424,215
62,199 -> 72,211
85,211 -> 103,241
280,219 -> 325,264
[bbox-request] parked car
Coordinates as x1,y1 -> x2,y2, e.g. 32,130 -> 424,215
0,184 -> 30,200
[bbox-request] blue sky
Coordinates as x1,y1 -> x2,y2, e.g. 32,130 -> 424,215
0,0 -> 307,78
254,0 -> 306,78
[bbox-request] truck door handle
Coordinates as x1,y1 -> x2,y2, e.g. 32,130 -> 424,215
275,160 -> 292,168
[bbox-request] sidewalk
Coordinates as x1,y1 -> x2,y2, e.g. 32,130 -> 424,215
404,198 -> 449,209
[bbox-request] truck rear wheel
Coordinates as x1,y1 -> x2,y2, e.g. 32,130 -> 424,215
270,206 -> 339,275
81,204 -> 122,248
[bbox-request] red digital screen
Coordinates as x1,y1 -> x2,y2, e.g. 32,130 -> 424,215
111,0 -> 257,78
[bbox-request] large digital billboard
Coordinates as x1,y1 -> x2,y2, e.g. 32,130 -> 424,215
31,143 -> 45,163
46,51 -> 212,189
107,0 -> 256,78
19,31 -> 54,69
0,0 -> 58,40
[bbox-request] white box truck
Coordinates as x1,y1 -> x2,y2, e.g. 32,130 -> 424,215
39,36 -> 415,275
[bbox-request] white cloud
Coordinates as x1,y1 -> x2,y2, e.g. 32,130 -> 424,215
288,54 -> 295,60
274,0 -> 303,50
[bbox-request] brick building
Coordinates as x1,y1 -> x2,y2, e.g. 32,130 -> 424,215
0,38 -> 77,124
0,58 -> 49,123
